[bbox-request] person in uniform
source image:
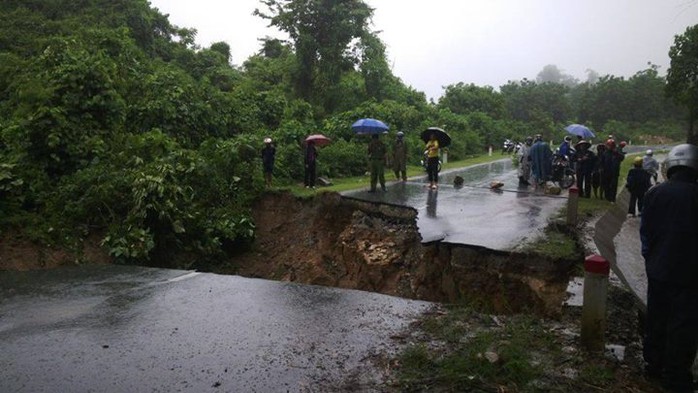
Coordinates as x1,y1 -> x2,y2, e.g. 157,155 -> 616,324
392,131 -> 408,181
367,134 -> 387,192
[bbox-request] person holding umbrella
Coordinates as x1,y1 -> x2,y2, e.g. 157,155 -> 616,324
304,140 -> 318,189
425,132 -> 440,189
367,134 -> 388,192
392,131 -> 408,181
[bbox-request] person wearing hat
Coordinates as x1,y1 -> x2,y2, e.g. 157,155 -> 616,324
261,137 -> 276,188
599,139 -> 625,202
392,131 -> 408,182
643,149 -> 659,184
367,134 -> 387,192
641,144 -> 698,392
625,156 -> 652,217
559,135 -> 573,160
573,140 -> 596,197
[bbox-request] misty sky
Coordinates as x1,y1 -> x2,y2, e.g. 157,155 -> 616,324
148,0 -> 698,100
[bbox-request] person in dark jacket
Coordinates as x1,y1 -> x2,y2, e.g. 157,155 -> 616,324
304,140 -> 317,188
599,139 -> 625,202
626,156 -> 652,217
261,137 -> 276,188
592,143 -> 607,199
573,140 -> 595,198
640,144 -> 698,393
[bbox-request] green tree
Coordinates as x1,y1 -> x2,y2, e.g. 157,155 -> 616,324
500,79 -> 571,123
667,24 -> 698,144
255,0 -> 373,112
438,83 -> 506,119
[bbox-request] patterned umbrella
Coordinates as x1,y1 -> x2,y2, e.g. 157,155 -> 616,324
305,134 -> 331,147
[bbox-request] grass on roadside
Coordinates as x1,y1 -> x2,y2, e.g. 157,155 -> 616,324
397,307 -> 560,392
274,153 -> 507,196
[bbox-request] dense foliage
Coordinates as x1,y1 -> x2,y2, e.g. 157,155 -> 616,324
0,0 -> 693,266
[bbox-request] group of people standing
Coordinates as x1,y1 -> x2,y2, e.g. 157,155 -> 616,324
366,131 -> 411,192
259,136 -> 319,189
517,135 -> 630,202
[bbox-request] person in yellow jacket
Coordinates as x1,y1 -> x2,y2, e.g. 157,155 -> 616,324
425,133 -> 440,189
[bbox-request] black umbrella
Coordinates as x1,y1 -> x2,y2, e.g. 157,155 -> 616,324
420,127 -> 451,148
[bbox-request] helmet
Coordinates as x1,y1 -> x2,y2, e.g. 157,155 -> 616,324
665,144 -> 698,178
397,131 -> 404,138
620,141 -> 627,148
646,149 -> 653,156
633,156 -> 643,166
605,139 -> 616,149
264,137 -> 272,144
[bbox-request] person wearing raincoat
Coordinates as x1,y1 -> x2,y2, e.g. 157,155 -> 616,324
643,149 -> 659,184
517,136 -> 533,186
529,134 -> 552,188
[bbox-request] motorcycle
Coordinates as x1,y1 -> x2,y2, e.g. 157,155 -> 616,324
550,154 -> 576,189
501,139 -> 516,155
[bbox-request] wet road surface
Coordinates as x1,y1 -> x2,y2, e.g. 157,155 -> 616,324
343,159 -> 568,250
0,265 -> 431,392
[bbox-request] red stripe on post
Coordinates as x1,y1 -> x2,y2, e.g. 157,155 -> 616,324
584,254 -> 610,275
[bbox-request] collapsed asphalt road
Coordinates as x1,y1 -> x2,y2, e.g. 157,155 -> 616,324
343,159 -> 567,250
0,265 -> 431,392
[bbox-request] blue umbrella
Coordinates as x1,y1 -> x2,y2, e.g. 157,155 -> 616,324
564,124 -> 595,139
351,118 -> 389,135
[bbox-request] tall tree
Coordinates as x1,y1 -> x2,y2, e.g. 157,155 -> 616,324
667,24 -> 698,144
500,79 -> 571,123
255,0 -> 373,112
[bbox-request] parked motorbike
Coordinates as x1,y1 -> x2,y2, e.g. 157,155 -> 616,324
502,139 -> 516,154
550,154 -> 576,189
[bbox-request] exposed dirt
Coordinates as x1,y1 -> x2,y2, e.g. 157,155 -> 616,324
0,230 -> 110,271
225,191 -> 577,317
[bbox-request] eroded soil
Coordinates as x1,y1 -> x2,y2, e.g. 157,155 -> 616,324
224,191 -> 577,317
